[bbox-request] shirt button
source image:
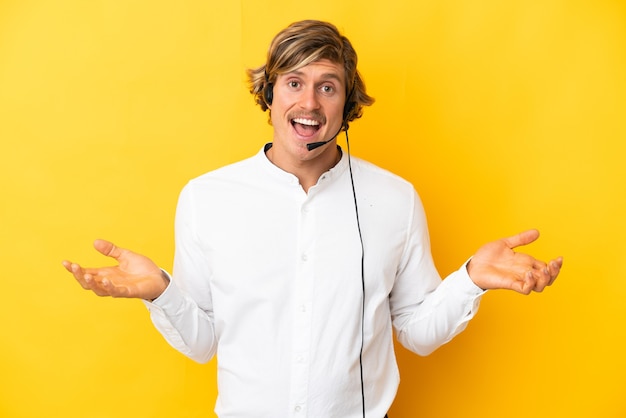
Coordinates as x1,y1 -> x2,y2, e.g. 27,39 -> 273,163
301,253 -> 308,262
294,405 -> 302,412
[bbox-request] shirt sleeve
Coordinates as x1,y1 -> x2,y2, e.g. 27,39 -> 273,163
390,190 -> 485,356
142,184 -> 218,363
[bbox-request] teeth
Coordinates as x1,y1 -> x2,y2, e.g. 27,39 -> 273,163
293,118 -> 320,126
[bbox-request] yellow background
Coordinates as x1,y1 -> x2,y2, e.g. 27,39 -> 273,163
2,0 -> 625,417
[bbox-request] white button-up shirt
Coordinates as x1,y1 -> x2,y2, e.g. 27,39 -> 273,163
145,146 -> 484,417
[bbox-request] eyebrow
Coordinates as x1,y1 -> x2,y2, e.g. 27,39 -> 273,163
287,69 -> 344,84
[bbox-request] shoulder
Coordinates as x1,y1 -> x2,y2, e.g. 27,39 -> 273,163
179,148 -> 274,199
175,151 -> 268,210
350,156 -> 415,195
346,156 -> 423,220
189,153 -> 261,186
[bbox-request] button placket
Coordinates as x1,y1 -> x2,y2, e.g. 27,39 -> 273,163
289,198 -> 316,415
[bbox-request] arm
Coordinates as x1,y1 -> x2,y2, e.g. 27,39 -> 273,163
62,188 -> 218,364
393,264 -> 485,356
391,193 -> 563,356
143,184 -> 217,363
63,238 -> 217,363
391,192 -> 485,356
394,230 -> 563,356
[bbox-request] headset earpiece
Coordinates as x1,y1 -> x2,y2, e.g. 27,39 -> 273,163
343,101 -> 356,127
342,80 -> 357,126
264,83 -> 273,106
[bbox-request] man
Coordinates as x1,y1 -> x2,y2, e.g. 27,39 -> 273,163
63,20 -> 562,418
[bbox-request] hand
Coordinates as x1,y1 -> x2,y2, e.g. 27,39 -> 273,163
467,229 -> 563,295
62,240 -> 169,300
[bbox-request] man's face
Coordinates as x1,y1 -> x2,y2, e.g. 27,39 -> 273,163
269,59 -> 346,163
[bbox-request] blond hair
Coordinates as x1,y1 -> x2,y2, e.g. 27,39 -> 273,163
247,20 -> 375,125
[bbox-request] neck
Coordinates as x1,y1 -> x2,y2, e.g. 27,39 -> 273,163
266,144 -> 341,193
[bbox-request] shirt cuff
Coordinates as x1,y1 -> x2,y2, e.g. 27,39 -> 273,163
458,257 -> 488,295
141,269 -> 184,312
439,258 -> 487,296
437,259 -> 486,319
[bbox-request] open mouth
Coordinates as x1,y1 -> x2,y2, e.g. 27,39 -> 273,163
291,117 -> 321,137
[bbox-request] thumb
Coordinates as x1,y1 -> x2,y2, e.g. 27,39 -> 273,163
93,239 -> 124,260
502,229 -> 540,250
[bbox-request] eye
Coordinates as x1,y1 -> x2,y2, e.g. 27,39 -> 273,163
288,80 -> 300,89
321,85 -> 334,94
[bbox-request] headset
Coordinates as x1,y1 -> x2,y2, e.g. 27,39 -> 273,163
263,81 -> 355,121
263,79 -> 357,150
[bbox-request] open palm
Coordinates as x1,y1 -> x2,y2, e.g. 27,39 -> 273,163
62,240 -> 168,300
467,230 -> 562,294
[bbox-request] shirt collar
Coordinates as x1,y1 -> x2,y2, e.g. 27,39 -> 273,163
258,143 -> 349,189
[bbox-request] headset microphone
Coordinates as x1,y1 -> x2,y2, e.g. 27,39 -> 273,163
306,137 -> 335,151
306,102 -> 354,151
306,121 -> 348,151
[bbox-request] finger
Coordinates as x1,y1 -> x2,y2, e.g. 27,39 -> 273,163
524,269 -> 538,295
90,280 -> 112,297
532,270 -> 550,292
515,270 -> 535,295
61,260 -> 73,273
66,262 -> 93,290
102,278 -> 129,298
532,256 -> 564,291
70,264 -> 106,292
85,273 -> 119,297
100,278 -> 115,296
62,260 -> 95,282
93,239 -> 124,260
534,260 -> 550,290
532,259 -> 548,272
501,229 -> 540,250
63,260 -> 114,296
546,257 -> 563,286
68,262 -> 84,280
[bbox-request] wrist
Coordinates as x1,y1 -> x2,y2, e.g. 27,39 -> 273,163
466,259 -> 486,291
149,269 -> 171,302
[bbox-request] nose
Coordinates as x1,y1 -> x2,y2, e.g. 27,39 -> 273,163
299,86 -> 320,110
